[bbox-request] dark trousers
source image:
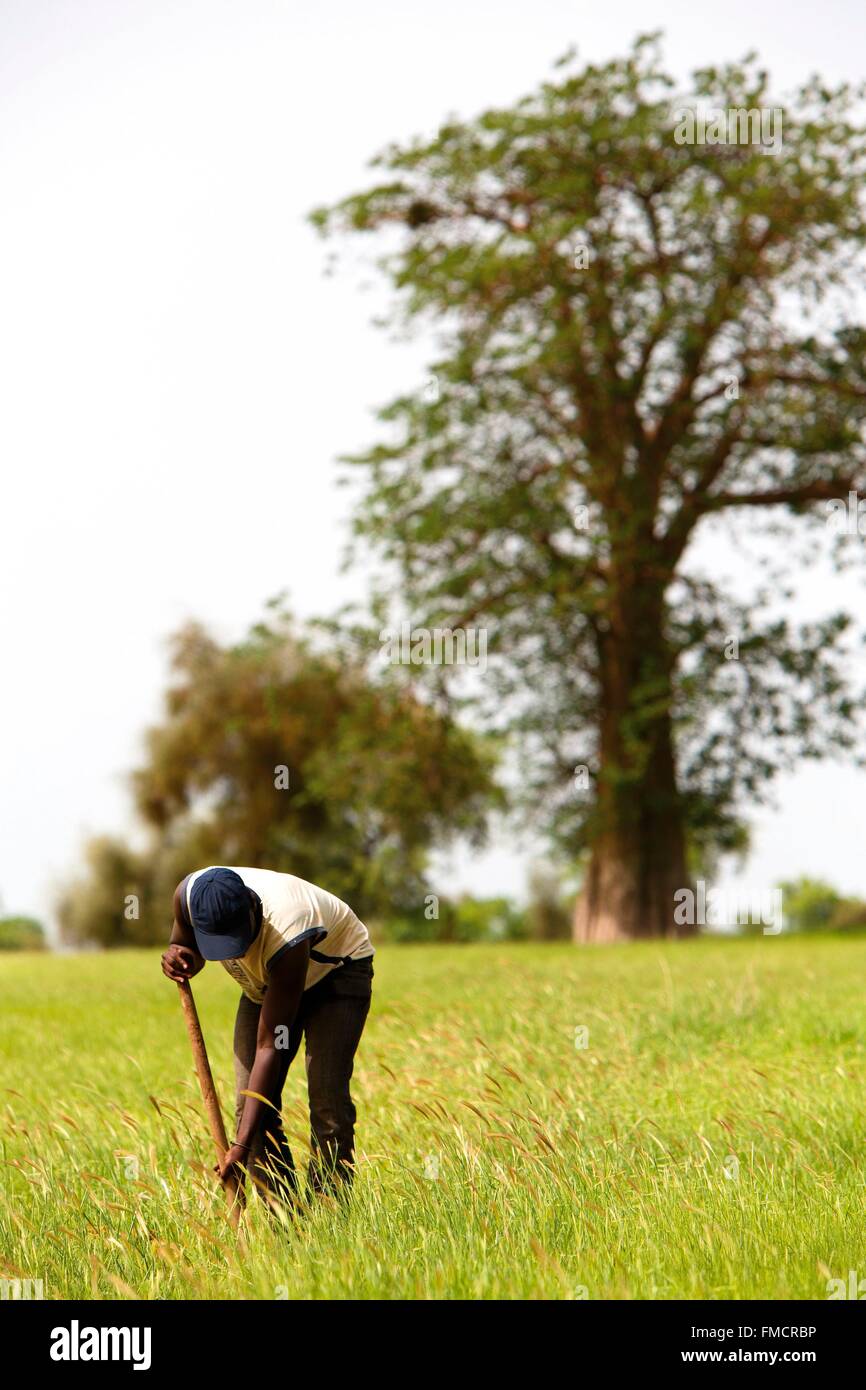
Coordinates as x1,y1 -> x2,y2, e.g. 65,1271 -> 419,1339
233,955 -> 373,1201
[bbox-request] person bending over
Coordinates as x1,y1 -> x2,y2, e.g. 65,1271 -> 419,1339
161,865 -> 373,1203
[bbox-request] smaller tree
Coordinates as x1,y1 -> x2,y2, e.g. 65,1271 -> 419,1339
60,604 -> 503,946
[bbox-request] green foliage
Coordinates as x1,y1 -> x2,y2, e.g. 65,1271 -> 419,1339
452,895 -> 527,942
59,605 -> 502,947
826,898 -> 866,932
0,915 -> 45,951
379,894 -> 527,943
779,877 -> 866,933
377,912 -> 447,945
779,877 -> 841,932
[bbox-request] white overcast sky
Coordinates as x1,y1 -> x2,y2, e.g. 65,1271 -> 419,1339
2,0 -> 866,929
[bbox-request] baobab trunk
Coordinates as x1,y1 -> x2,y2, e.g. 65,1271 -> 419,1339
572,774 -> 691,942
573,587 -> 693,943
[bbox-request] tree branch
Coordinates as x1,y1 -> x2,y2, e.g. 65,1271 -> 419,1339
707,477 -> 857,510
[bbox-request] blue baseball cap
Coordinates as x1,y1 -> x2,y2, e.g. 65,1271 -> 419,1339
188,868 -> 257,961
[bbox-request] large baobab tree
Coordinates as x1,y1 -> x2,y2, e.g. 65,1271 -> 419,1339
313,35 -> 866,940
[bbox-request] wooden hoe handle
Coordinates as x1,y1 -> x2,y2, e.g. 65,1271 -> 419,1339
177,979 -> 245,1225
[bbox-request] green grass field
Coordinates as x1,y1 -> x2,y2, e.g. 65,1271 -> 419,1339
1,936 -> 864,1300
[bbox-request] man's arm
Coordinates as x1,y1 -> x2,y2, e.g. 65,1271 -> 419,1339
218,941 -> 310,1180
161,882 -> 206,982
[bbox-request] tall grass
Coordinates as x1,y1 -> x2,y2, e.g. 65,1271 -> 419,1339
1,936 -> 864,1299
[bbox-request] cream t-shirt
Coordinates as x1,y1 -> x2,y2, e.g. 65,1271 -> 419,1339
186,866 -> 373,1002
